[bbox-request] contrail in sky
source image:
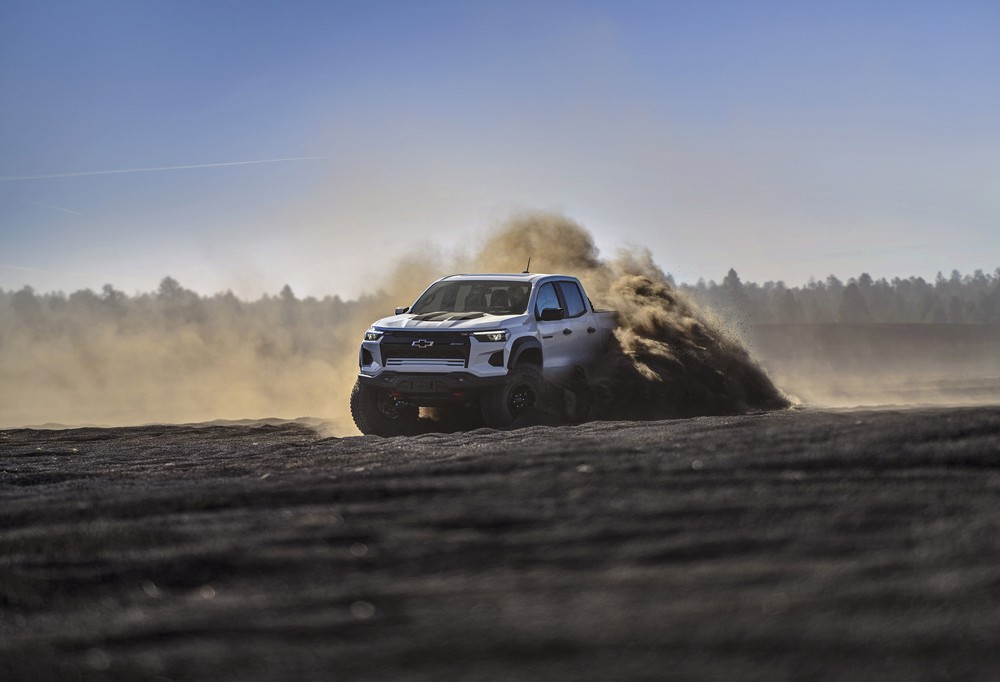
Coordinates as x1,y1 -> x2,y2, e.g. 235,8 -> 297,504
16,198 -> 84,215
0,157 -> 329,181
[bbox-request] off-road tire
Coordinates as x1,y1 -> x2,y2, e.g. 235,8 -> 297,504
350,380 -> 419,436
481,364 -> 545,429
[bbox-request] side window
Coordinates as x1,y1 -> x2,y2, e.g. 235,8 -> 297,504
534,282 -> 560,318
557,281 -> 587,318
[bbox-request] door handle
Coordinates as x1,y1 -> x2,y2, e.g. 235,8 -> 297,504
587,327 -> 597,334
562,328 -> 573,335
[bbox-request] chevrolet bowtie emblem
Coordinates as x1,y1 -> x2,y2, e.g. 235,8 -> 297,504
412,340 -> 435,349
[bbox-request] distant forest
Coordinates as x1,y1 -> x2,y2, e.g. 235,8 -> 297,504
679,268 -> 1000,325
3,268 -> 1000,328
0,276 -> 373,363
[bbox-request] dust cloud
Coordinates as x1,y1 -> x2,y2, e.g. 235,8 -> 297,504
467,212 -> 790,419
0,288 -> 361,431
0,212 -> 787,432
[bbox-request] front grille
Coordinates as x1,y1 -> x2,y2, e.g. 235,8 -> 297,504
386,358 -> 466,368
380,331 -> 470,367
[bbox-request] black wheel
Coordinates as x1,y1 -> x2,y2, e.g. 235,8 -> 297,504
350,380 -> 419,436
481,364 -> 544,429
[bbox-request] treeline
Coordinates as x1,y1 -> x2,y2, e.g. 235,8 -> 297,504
0,277 -> 383,358
678,268 -> 1000,325
2,268 -> 1000,330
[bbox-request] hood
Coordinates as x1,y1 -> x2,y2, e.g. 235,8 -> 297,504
373,312 -> 531,332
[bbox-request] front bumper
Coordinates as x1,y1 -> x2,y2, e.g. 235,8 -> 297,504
357,371 -> 507,397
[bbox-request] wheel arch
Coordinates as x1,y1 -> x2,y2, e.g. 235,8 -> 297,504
508,337 -> 542,368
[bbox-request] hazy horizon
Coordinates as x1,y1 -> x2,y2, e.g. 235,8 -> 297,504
6,212 -> 995,432
4,260 -> 999,305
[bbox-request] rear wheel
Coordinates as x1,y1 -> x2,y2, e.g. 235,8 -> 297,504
481,364 -> 544,429
350,380 -> 419,436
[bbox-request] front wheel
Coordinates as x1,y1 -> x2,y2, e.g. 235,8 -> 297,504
481,364 -> 545,429
350,380 -> 419,436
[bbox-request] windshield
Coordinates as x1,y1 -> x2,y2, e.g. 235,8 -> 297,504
411,280 -> 532,315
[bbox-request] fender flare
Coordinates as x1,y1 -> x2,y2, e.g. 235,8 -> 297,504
508,337 -> 543,369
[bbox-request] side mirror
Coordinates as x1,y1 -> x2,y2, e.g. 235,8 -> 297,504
538,307 -> 565,321
394,306 -> 410,315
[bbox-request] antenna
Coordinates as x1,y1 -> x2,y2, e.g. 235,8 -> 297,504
522,257 -> 531,274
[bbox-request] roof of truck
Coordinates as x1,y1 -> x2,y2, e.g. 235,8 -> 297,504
438,273 -> 569,282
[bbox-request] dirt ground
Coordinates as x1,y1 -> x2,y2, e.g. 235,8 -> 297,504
3,406 -> 1000,681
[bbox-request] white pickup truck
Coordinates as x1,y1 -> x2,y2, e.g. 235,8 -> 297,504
352,273 -> 617,435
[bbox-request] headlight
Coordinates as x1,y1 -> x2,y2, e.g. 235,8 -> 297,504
364,330 -> 383,341
473,330 -> 509,343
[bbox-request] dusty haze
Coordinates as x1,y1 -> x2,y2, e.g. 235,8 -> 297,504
749,323 -> 1000,408
0,212 -> 796,432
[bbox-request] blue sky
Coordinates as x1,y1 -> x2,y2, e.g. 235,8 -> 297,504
2,0 -> 998,298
